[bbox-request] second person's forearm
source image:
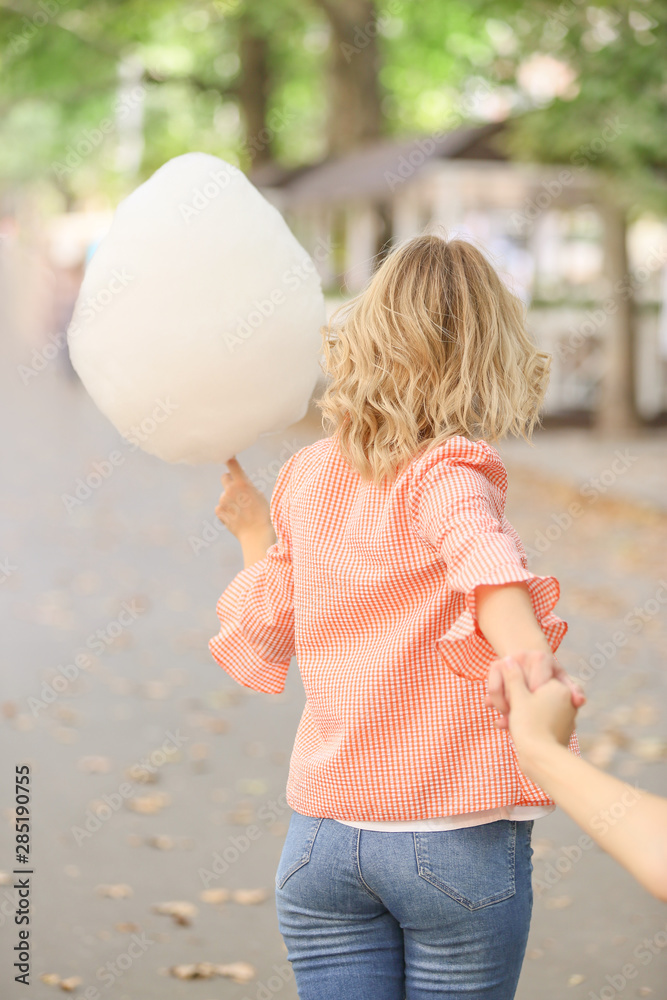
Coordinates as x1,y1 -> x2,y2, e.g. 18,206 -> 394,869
518,739 -> 667,901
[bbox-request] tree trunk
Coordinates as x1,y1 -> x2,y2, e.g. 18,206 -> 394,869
237,17 -> 273,169
595,202 -> 641,434
314,0 -> 383,156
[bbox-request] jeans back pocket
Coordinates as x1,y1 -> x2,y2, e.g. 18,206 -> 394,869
413,820 -> 517,910
275,811 -> 324,890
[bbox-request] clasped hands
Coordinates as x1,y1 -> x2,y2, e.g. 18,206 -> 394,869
485,650 -> 585,737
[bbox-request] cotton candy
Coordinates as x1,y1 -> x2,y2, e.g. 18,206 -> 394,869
67,153 -> 325,464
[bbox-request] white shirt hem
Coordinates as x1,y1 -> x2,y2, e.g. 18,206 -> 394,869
332,804 -> 555,832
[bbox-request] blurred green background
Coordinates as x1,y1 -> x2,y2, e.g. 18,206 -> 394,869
2,0 -> 667,429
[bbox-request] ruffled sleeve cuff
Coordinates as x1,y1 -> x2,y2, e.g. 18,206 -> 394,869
435,565 -> 568,682
208,560 -> 292,695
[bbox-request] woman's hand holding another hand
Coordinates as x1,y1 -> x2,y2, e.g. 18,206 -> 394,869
485,658 -> 578,777
485,650 -> 585,731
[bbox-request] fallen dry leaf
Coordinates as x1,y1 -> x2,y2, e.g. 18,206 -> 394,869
53,727 -> 78,744
586,736 -> 617,768
232,888 -> 269,905
13,715 -> 35,732
40,973 -> 61,986
95,884 -> 133,899
544,895 -> 573,910
216,962 -> 256,983
204,689 -> 244,709
568,973 -> 585,986
169,963 -> 215,980
146,835 -> 175,850
59,977 -> 83,992
125,764 -> 158,784
77,756 -> 112,774
631,702 -> 659,727
203,717 -> 229,734
237,778 -> 269,796
228,802 -> 255,824
168,961 -> 255,983
632,738 -> 667,762
152,901 -> 198,925
200,888 -> 231,904
127,792 -> 171,814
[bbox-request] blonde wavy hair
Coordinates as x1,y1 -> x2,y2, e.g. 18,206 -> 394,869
316,233 -> 551,484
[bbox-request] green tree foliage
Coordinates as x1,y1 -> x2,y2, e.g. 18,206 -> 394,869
475,0 -> 667,215
0,0 -> 665,215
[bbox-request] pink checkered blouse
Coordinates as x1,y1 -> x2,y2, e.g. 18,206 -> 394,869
209,434 -> 577,822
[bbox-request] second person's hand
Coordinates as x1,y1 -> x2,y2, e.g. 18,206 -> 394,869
490,658 -> 578,775
485,650 -> 585,730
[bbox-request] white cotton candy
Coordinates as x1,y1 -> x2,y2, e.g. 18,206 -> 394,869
67,153 -> 325,464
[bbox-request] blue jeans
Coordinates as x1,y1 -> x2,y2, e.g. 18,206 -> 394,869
275,811 -> 534,999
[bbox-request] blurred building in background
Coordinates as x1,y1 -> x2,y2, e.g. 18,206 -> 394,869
259,121 -> 667,425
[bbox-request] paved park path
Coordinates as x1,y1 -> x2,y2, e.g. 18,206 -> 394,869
1,344 -> 666,1000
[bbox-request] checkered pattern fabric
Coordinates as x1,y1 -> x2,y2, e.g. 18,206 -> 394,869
209,434 -> 578,822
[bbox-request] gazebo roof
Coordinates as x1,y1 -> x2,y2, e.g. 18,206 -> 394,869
253,120 -> 509,207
